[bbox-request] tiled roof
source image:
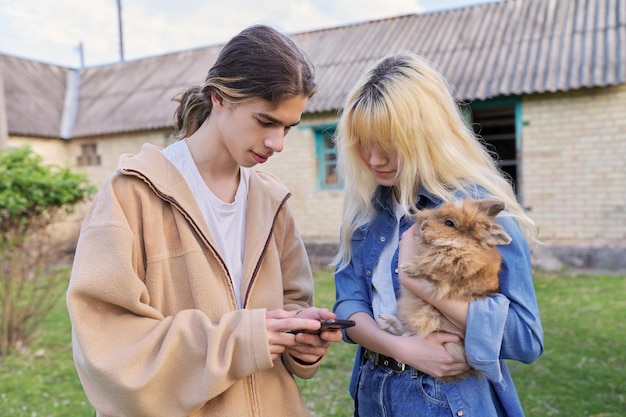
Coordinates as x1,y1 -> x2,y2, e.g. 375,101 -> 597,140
303,0 -> 626,112
1,55 -> 67,138
1,0 -> 624,139
71,47 -> 221,137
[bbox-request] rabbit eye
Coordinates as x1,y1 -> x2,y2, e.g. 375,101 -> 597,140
444,219 -> 456,228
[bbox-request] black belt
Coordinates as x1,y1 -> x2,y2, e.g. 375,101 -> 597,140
364,349 -> 417,373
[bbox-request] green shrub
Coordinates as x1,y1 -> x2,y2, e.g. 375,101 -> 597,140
0,146 -> 96,357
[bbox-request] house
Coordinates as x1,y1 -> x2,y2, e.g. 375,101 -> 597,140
1,0 -> 625,269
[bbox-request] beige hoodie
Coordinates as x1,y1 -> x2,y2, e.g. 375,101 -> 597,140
67,143 -> 320,417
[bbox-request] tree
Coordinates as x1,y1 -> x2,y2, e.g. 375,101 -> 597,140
0,146 -> 96,357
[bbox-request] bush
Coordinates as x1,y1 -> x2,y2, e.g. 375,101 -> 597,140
0,146 -> 96,357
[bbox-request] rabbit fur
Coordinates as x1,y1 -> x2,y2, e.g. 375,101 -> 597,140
377,198 -> 512,381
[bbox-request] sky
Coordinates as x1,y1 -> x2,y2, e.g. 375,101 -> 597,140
0,0 -> 501,68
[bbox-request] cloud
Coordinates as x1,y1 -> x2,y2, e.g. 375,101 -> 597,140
0,0 -> 120,66
0,0 -> 481,68
111,0 -> 424,63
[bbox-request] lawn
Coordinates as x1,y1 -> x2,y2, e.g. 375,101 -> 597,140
0,269 -> 624,416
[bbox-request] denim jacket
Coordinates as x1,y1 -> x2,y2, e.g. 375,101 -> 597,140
333,186 -> 544,416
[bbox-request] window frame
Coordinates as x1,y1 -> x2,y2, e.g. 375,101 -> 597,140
77,142 -> 101,167
312,124 -> 341,190
467,97 -> 523,201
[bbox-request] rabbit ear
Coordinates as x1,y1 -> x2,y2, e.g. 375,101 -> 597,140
476,198 -> 506,218
485,224 -> 512,246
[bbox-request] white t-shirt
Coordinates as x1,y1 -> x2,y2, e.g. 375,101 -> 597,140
162,140 -> 249,308
371,202 -> 404,319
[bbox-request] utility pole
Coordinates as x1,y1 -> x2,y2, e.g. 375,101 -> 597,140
117,0 -> 125,62
77,42 -> 85,68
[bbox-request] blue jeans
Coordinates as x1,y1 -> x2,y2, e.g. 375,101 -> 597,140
356,357 -> 452,417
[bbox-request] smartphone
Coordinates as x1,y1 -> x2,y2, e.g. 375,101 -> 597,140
289,319 -> 356,334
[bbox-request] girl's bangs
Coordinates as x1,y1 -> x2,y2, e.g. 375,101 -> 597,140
346,103 -> 395,152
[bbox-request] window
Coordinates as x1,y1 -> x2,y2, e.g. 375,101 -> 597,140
77,143 -> 101,166
467,99 -> 520,196
313,124 -> 340,189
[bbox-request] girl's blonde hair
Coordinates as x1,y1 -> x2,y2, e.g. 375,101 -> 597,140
333,52 -> 538,269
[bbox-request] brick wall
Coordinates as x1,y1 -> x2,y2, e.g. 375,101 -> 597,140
522,85 -> 626,268
9,86 -> 626,269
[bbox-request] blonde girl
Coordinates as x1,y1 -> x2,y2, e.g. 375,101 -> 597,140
333,52 -> 543,417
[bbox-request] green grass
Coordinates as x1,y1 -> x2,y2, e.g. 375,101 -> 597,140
508,273 -> 626,417
0,286 -> 93,416
1,270 -> 624,416
297,268 -> 357,416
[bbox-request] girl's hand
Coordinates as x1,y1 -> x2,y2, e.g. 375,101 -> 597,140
398,224 -> 435,299
347,313 -> 469,378
397,331 -> 470,378
398,224 -> 418,267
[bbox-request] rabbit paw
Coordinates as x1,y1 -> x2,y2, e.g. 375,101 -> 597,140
377,314 -> 406,336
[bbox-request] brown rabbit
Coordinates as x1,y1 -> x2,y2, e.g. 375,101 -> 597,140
377,198 -> 512,381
